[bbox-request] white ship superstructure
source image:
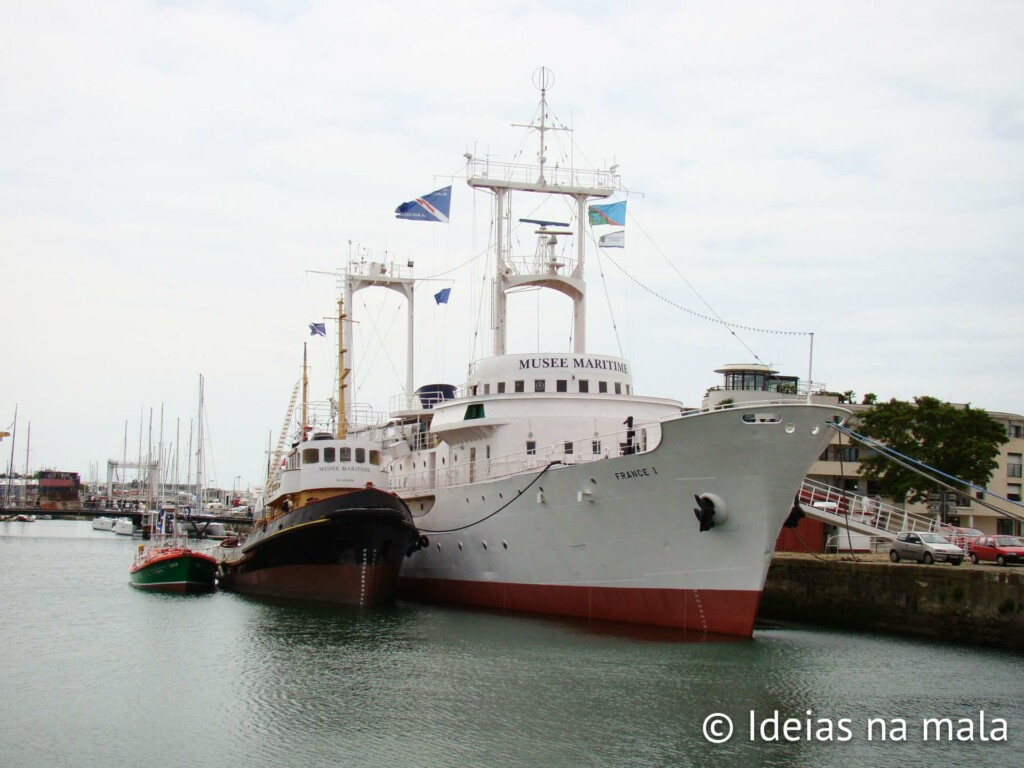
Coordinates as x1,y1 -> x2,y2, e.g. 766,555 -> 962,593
383,69 -> 847,636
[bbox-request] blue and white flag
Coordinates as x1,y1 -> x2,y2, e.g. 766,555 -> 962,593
588,200 -> 626,226
395,185 -> 451,223
309,322 -> 326,337
434,287 -> 451,305
598,230 -> 625,248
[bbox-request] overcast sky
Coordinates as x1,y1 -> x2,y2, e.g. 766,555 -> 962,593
2,1 -> 1022,492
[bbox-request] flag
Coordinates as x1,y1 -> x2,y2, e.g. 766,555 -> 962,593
309,322 -> 326,337
588,200 -> 626,226
395,185 -> 451,223
434,287 -> 451,305
598,230 -> 625,248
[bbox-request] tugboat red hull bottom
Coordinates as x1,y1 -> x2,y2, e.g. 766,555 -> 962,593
220,563 -> 402,607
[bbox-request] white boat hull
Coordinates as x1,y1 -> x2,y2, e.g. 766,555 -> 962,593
399,402 -> 844,636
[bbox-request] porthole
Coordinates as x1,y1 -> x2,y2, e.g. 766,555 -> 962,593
502,541 -> 508,550
785,423 -> 796,434
482,541 -> 488,550
811,425 -> 820,435
458,542 -> 463,550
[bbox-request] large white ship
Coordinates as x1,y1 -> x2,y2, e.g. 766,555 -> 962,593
381,70 -> 847,636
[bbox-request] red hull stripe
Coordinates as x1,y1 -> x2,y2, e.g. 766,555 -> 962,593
397,578 -> 763,637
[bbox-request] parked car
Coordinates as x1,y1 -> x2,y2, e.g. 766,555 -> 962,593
889,532 -> 964,565
968,535 -> 1024,566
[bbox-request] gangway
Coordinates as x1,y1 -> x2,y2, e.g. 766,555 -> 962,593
795,478 -> 976,548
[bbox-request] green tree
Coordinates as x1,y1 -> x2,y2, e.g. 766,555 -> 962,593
856,396 -> 1008,502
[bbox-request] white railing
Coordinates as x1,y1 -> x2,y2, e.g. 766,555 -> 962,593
798,478 -> 975,548
388,422 -> 662,495
467,158 -> 618,193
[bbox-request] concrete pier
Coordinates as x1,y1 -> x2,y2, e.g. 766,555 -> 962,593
761,553 -> 1024,651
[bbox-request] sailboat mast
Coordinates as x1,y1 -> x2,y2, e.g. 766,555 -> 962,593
302,343 -> 309,442
337,297 -> 349,439
197,375 -> 205,516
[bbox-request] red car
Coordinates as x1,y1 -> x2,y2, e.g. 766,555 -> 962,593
968,535 -> 1024,566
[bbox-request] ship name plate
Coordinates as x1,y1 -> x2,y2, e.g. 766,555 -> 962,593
613,467 -> 659,481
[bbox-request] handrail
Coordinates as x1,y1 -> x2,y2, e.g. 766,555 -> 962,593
388,421 -> 663,495
798,477 -> 977,549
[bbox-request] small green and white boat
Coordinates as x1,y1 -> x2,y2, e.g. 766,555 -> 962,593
129,539 -> 217,593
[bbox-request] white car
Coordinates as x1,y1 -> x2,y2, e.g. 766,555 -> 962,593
889,532 -> 964,566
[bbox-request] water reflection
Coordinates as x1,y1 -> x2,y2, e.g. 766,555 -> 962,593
2,524 -> 1022,768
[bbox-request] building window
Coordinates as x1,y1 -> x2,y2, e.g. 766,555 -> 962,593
1008,453 -> 1022,478
556,380 -> 567,392
526,441 -> 536,455
579,380 -> 589,393
1008,484 -> 1022,503
514,380 -> 524,393
535,380 -> 546,392
1010,424 -> 1023,438
997,518 -> 1017,535
498,382 -> 506,393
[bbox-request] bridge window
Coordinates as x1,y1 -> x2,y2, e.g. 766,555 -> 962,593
564,441 -> 574,455
355,448 -> 366,463
498,382 -> 506,393
592,439 -> 601,455
465,403 -> 485,420
599,381 -> 608,394
526,441 -> 536,455
323,447 -> 336,462
483,384 -> 490,394
556,380 -> 567,392
614,383 -> 622,394
302,448 -> 319,464
369,450 -> 381,465
339,447 -> 351,462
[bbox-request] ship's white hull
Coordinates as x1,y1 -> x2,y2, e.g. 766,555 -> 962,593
398,402 -> 844,636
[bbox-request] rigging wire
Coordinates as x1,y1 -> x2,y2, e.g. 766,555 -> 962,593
417,461 -> 561,533
833,423 -> 1024,523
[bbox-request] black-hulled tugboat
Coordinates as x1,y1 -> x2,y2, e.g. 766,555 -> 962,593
217,297 -> 422,606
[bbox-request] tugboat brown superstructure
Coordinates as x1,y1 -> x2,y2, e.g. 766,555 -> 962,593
217,298 -> 422,606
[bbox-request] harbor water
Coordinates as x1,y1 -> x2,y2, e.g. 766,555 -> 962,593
1,520 -> 1021,768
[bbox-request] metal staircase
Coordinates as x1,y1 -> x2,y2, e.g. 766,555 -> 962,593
796,478 -> 975,548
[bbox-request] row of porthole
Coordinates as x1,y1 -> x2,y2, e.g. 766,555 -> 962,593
461,479 -> 597,506
440,540 -> 510,551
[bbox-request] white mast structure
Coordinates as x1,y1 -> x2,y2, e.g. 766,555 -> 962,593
343,255 -> 416,415
466,67 -> 619,357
